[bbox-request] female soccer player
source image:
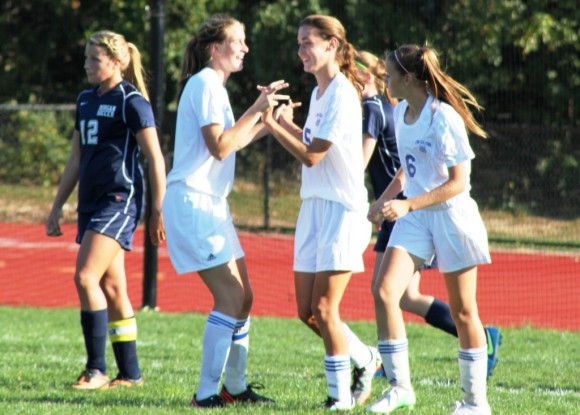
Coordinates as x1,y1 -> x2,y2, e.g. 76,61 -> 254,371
262,14 -> 378,411
46,30 -> 166,390
356,50 -> 501,382
366,44 -> 492,414
161,14 -> 286,408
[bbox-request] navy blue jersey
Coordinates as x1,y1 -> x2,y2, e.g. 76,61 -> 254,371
75,80 -> 156,213
363,94 -> 399,199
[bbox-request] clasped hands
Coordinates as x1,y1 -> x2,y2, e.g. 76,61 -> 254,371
256,80 -> 301,127
367,198 -> 412,225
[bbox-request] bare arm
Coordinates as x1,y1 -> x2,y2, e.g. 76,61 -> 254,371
367,167 -> 405,225
136,126 -> 166,245
275,99 -> 304,140
248,122 -> 270,142
203,80 -> 289,160
362,132 -> 377,169
381,161 -> 468,222
248,98 -> 302,141
46,132 -> 81,236
262,106 -> 330,167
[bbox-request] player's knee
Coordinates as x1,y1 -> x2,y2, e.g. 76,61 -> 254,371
243,295 -> 254,311
74,269 -> 99,292
399,296 -> 411,312
373,285 -> 398,310
297,307 -> 313,325
371,283 -> 382,303
214,285 -> 245,315
399,291 -> 418,311
311,297 -> 338,327
450,306 -> 478,328
240,289 -> 254,315
100,278 -> 121,298
228,289 -> 246,314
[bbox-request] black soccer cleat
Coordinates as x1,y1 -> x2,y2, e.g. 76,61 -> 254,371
190,393 -> 225,408
219,383 -> 275,404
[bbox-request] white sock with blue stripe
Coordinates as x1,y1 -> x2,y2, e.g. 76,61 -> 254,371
224,317 -> 250,395
325,354 -> 351,403
196,311 -> 236,400
378,339 -> 412,389
458,346 -> 488,407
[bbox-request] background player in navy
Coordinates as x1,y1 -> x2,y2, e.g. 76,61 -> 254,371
46,30 -> 166,390
356,50 -> 501,380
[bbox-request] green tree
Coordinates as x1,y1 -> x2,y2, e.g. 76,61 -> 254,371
1,0 -> 577,124
1,0 -> 578,215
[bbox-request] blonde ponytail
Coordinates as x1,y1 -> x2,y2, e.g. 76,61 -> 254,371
88,31 -> 150,101
126,42 -> 149,101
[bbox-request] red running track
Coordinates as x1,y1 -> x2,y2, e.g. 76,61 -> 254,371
0,223 -> 578,330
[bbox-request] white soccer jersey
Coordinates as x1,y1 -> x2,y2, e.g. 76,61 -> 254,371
166,67 -> 235,197
300,73 -> 368,212
393,95 -> 475,199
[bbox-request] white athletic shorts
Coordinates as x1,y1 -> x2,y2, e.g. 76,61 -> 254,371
294,198 -> 371,273
388,194 -> 491,273
162,184 -> 244,274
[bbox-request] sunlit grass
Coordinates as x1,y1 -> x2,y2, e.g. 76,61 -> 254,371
0,307 -> 578,414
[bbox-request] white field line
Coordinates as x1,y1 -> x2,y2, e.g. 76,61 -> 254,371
416,378 -> 579,397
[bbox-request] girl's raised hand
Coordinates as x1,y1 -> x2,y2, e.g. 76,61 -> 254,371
275,99 -> 302,126
255,80 -> 290,112
261,106 -> 276,128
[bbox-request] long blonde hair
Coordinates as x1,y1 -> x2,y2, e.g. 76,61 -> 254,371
387,43 -> 487,138
300,14 -> 364,100
88,30 -> 150,101
356,50 -> 397,106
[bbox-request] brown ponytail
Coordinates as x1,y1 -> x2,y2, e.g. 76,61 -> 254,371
387,43 -> 487,138
177,14 -> 240,103
300,14 -> 364,100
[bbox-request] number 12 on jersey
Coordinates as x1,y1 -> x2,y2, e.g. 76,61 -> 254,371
79,119 -> 99,145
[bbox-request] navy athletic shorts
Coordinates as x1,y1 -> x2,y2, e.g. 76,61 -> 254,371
76,199 -> 141,251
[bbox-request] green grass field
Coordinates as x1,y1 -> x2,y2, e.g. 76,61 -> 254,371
0,307 -> 578,414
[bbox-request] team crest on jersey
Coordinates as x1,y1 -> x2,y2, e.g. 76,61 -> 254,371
315,112 -> 323,127
415,139 -> 432,153
97,104 -> 116,118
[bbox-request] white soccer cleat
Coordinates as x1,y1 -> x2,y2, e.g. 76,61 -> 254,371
366,386 -> 416,413
324,396 -> 355,411
448,400 -> 491,415
352,346 -> 381,405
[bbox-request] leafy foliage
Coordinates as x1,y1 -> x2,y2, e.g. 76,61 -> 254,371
0,0 -> 578,216
1,0 -> 577,123
0,110 -> 73,186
